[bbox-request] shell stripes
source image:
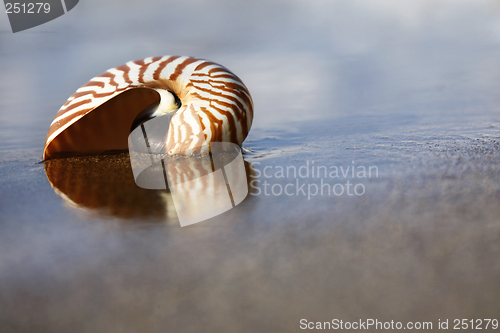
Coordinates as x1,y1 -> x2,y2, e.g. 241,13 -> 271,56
44,56 -> 253,159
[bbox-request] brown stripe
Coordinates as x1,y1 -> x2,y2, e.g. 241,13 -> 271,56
133,59 -> 146,67
172,111 -> 184,153
70,89 -> 117,101
192,105 -> 214,143
62,99 -> 72,108
169,57 -> 199,82
213,81 -> 253,118
210,98 -> 248,138
208,67 -> 227,75
58,98 -> 93,116
99,72 -> 120,88
81,80 -> 106,89
189,91 -> 212,103
201,105 -> 238,144
184,109 -> 197,150
115,64 -> 132,84
199,113 -> 208,141
177,111 -> 189,152
47,107 -> 92,140
138,64 -> 148,83
208,115 -> 222,142
190,78 -> 245,89
193,83 -> 245,115
194,61 -> 212,71
209,72 -> 235,77
147,57 -> 163,83
191,72 -> 245,86
153,56 -> 180,80
132,59 -> 146,83
209,73 -> 242,80
191,85 -> 247,123
191,79 -> 252,116
212,75 -> 246,88
212,104 -> 241,143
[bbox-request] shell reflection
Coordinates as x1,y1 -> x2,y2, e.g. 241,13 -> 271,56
130,142 -> 249,226
44,152 -> 253,224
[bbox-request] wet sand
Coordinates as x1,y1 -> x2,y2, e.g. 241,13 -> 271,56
1,114 -> 500,332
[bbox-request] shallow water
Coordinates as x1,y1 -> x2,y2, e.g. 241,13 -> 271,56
1,1 -> 500,332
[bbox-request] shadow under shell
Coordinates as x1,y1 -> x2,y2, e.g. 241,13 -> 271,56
44,153 -> 172,221
44,152 -> 256,223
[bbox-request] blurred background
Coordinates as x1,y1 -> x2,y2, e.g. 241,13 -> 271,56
2,0 -> 500,149
1,0 -> 500,332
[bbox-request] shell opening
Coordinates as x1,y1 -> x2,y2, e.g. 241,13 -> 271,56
130,89 -> 181,132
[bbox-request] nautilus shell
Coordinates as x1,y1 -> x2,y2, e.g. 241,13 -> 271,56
43,56 -> 253,159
